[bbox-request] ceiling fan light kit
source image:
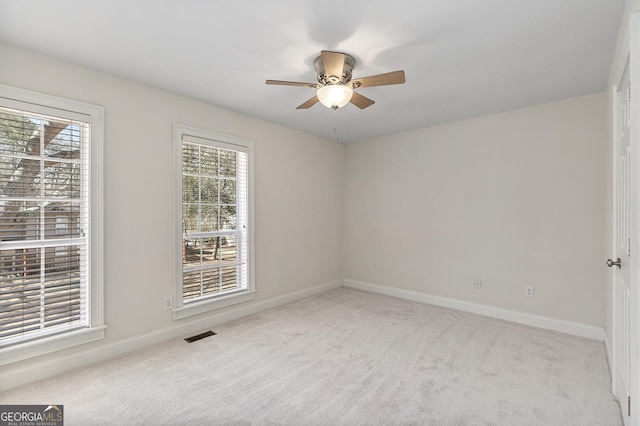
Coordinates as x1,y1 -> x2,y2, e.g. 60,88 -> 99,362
266,50 -> 405,110
317,84 -> 353,110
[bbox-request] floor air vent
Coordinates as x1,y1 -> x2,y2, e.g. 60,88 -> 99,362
184,331 -> 216,343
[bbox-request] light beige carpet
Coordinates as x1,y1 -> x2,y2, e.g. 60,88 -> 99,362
0,288 -> 622,425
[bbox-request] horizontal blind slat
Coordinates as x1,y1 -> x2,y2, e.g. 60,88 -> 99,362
0,105 -> 90,347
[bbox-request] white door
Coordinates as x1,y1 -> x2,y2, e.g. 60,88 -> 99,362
612,59 -> 631,425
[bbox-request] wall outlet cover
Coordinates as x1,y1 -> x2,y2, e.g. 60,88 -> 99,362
164,297 -> 173,310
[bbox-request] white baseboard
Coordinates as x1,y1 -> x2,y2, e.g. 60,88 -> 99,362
604,330 -> 613,370
344,279 -> 605,341
0,280 -> 343,392
603,329 -> 617,396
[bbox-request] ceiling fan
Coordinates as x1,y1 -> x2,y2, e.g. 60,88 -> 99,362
266,50 -> 406,110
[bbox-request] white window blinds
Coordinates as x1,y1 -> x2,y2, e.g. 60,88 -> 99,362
0,106 -> 90,346
181,135 -> 248,302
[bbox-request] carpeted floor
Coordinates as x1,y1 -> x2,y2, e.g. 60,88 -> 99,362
0,288 -> 622,425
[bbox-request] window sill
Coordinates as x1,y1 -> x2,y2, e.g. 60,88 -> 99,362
172,289 -> 256,320
0,326 -> 106,366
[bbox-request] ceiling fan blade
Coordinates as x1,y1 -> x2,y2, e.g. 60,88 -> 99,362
351,70 -> 406,88
296,95 -> 319,109
266,80 -> 318,88
350,92 -> 375,109
321,50 -> 346,79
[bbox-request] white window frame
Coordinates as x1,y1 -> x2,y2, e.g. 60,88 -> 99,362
0,84 -> 104,365
173,124 -> 255,320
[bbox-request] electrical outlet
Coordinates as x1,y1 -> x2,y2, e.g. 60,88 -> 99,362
474,279 -> 482,289
525,287 -> 534,298
164,297 -> 173,310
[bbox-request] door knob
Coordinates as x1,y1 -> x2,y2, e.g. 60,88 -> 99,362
607,258 -> 622,269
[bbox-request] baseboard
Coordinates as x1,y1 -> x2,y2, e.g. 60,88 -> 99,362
603,329 -> 617,396
604,330 -> 613,370
344,279 -> 605,341
0,279 -> 343,392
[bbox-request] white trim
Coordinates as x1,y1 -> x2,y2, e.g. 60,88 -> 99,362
0,279 -> 343,392
90,93 -> 105,337
172,123 -> 255,317
610,65 -> 623,400
173,290 -> 256,320
0,84 -> 100,121
0,327 -> 106,367
177,124 -> 254,150
628,12 -> 640,426
610,10 -> 631,91
605,329 -> 614,379
0,84 -> 105,363
344,279 -> 605,341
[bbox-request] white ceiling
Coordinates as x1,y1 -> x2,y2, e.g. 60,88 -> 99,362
0,0 -> 626,142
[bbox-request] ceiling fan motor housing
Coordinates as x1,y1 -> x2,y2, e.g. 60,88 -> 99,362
314,53 -> 356,86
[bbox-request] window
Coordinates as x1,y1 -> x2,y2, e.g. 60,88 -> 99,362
173,125 -> 254,319
0,85 -> 103,365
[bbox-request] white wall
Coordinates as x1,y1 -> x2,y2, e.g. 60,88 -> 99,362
0,43 -> 344,387
344,94 -> 607,327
